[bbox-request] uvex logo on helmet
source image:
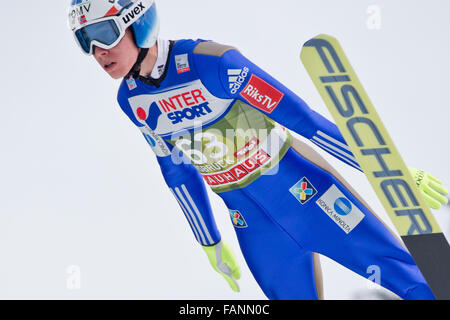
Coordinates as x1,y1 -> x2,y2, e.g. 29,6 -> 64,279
122,2 -> 146,25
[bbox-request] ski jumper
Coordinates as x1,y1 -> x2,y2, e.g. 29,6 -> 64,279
116,38 -> 435,299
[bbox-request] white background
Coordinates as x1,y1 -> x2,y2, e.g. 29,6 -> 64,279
0,0 -> 449,299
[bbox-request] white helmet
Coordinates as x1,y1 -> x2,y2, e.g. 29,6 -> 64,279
68,0 -> 159,55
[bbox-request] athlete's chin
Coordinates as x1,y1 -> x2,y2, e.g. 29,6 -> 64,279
101,63 -> 129,79
105,68 -> 127,79
108,72 -> 125,79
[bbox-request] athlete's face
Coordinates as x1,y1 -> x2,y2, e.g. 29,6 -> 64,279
93,28 -> 139,79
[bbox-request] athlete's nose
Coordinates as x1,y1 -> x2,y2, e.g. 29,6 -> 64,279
94,46 -> 109,57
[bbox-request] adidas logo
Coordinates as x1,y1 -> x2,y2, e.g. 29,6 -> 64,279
228,67 -> 249,94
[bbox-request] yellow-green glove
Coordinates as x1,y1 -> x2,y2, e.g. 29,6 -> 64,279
408,167 -> 449,209
202,240 -> 241,292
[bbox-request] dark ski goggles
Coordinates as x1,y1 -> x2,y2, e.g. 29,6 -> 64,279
72,0 -> 152,55
74,17 -> 124,55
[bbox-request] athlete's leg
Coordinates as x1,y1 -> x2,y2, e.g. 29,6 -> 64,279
291,139 -> 434,299
244,141 -> 435,300
220,188 -> 323,300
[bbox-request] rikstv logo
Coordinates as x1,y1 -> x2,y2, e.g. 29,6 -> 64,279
239,74 -> 284,114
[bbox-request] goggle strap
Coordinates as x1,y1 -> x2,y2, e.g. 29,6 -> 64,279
125,47 -> 150,80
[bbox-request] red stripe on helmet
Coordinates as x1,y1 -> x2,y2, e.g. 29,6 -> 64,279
104,6 -> 119,17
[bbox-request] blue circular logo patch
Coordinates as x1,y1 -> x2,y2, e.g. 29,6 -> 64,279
334,197 -> 352,216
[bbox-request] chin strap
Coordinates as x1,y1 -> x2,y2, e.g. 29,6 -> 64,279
125,48 -> 149,80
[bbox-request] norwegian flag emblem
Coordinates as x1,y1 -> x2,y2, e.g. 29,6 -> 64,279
79,15 -> 87,24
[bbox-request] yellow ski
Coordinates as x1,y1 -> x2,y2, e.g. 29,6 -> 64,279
301,34 -> 450,299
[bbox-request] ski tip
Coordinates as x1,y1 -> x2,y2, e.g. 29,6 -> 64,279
300,34 -> 334,63
302,34 -> 337,46
301,34 -> 339,59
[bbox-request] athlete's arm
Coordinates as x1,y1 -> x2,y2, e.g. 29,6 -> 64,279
193,42 -> 361,170
159,156 -> 221,246
117,88 -> 221,246
141,128 -> 243,290
142,128 -> 221,246
193,42 -> 449,210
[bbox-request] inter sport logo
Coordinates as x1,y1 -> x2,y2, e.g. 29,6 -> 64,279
133,89 -> 213,129
128,80 -> 233,134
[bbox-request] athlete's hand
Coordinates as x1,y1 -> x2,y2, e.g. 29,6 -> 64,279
202,240 -> 241,292
408,167 -> 448,210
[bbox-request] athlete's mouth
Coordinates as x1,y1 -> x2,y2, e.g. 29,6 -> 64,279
104,62 -> 116,70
